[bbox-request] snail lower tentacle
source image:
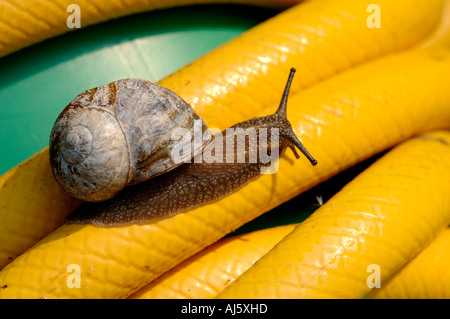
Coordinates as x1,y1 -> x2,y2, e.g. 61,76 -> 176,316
65,68 -> 317,226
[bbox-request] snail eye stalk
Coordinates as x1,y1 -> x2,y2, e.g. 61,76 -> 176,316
276,68 -> 317,166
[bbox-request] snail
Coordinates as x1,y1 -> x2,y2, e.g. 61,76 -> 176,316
50,68 -> 317,226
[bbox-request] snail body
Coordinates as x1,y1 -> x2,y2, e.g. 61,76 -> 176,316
50,79 -> 209,202
51,69 -> 317,226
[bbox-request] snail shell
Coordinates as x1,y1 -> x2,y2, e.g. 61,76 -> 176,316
50,79 -> 209,202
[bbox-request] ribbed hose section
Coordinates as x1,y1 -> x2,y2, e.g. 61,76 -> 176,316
159,0 -> 444,129
367,228 -> 450,299
218,131 -> 450,298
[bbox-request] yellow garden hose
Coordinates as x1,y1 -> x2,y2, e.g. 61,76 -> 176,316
217,131 -> 450,298
131,225 -> 450,299
0,149 -> 82,270
367,228 -> 450,299
1,0 -> 450,299
0,0 -> 303,58
0,0 -> 444,272
159,0 -> 444,130
130,224 -> 296,299
2,41 -> 450,298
